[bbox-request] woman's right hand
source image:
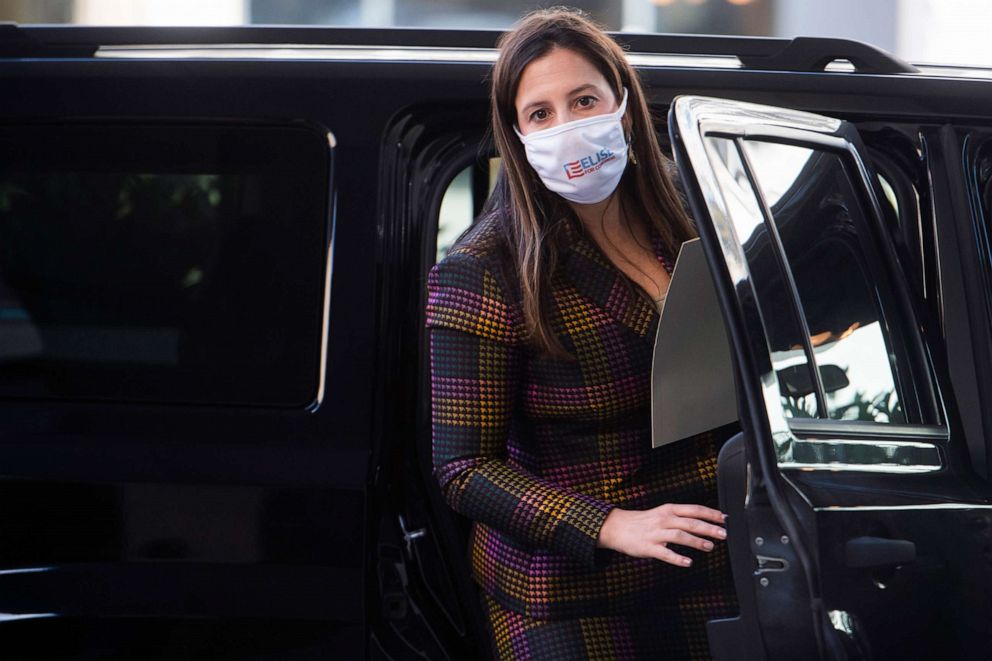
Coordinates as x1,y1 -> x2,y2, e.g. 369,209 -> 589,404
596,503 -> 728,567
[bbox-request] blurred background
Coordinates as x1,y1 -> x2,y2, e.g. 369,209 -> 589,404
1,0 -> 991,68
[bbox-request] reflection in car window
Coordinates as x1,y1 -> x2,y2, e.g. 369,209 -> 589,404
876,173 -> 899,218
436,158 -> 500,262
0,123 -> 330,405
704,137 -> 818,418
740,141 -> 906,423
437,166 -> 473,262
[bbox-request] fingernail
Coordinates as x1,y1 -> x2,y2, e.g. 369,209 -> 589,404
683,558 -> 692,567
718,529 -> 727,539
722,513 -> 729,521
703,541 -> 714,551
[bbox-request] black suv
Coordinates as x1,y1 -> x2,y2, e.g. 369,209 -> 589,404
2,24 -> 992,661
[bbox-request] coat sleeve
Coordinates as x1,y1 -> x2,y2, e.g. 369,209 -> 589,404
426,251 -> 615,569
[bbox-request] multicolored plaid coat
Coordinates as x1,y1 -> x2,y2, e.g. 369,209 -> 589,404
426,212 -> 735,621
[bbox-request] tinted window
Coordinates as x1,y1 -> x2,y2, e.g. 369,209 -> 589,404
437,166 -> 473,262
740,140 -> 906,423
435,157 -> 500,262
0,123 -> 331,405
703,136 -> 818,418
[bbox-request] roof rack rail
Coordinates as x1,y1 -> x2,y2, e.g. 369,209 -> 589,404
733,36 -> 918,74
1,24 -> 918,74
621,33 -> 917,74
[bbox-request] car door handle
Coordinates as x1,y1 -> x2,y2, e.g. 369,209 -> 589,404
844,536 -> 916,569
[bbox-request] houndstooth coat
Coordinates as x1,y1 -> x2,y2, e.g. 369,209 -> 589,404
425,210 -> 736,621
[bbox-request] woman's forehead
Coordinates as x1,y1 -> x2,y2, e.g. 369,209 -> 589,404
514,48 -> 611,109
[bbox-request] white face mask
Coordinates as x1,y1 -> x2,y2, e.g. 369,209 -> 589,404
514,87 -> 629,205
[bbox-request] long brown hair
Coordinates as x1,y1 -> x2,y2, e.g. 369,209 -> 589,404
475,7 -> 696,357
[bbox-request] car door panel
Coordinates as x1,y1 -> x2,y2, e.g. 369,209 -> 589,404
670,95 -> 992,660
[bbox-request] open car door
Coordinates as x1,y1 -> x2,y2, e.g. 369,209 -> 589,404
669,96 -> 992,661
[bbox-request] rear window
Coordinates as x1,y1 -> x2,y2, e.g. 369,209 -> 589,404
0,122 -> 331,406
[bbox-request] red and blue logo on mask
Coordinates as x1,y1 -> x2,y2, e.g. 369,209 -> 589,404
563,148 -> 616,180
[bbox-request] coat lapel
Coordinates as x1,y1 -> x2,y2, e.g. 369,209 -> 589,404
554,216 -> 674,340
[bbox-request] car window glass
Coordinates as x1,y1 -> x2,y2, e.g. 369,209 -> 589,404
0,123 -> 330,406
435,157 -> 500,261
437,166 -> 473,261
740,140 -> 906,423
704,136 -> 819,418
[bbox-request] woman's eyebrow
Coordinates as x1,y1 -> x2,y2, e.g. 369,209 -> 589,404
519,83 -> 600,115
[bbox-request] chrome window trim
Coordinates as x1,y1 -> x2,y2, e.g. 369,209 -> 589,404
97,45 -> 501,62
308,181 -> 335,413
787,420 -> 947,439
911,63 -> 992,80
780,462 -> 940,474
780,434 -> 942,473
816,503 -> 992,512
93,45 -> 742,69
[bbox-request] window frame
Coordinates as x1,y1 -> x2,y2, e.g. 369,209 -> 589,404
678,104 -> 948,473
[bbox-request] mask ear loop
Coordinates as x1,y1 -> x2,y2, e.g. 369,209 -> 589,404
620,87 -> 637,166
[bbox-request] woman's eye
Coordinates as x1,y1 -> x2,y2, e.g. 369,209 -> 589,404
576,95 -> 597,108
530,108 -> 549,122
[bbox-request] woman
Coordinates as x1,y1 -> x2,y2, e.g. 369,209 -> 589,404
426,7 -> 738,660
